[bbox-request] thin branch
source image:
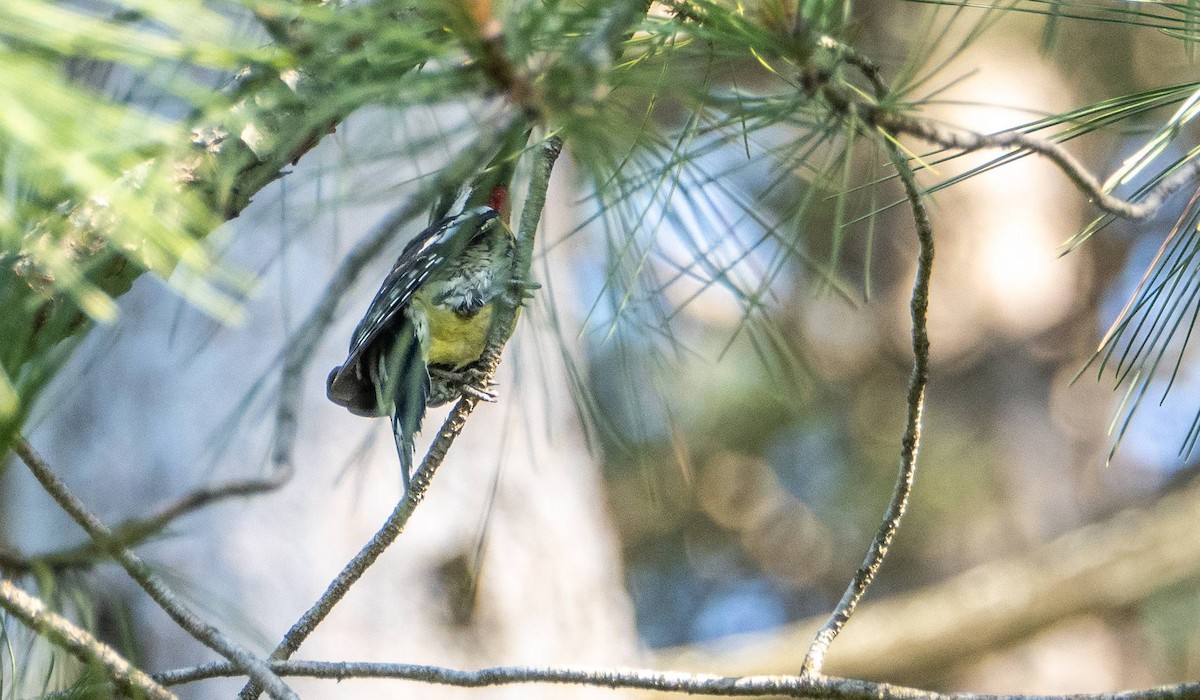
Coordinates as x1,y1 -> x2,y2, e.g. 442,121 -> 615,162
0,476 -> 279,574
236,397 -> 480,700
878,112 -> 1200,222
503,135 -> 566,343
10,438 -> 298,700
237,134 -> 564,700
819,91 -> 1193,224
0,578 -> 175,700
801,137 -> 934,676
158,658 -> 1200,699
796,30 -> 1192,674
812,35 -> 1199,224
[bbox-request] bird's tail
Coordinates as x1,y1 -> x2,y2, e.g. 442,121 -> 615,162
392,412 -> 415,491
382,328 -> 430,490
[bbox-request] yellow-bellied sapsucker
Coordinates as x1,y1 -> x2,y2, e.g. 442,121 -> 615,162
326,200 -> 515,485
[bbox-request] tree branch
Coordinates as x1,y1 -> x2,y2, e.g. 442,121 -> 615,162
877,112 -> 1199,222
797,30 -> 1197,673
0,578 -> 175,700
157,658 -> 1200,698
237,396 -> 482,700
810,41 -> 1199,224
0,475 -> 278,574
801,128 -> 935,675
10,438 -> 298,700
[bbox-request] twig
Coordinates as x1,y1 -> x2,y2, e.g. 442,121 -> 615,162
798,47 -> 936,674
815,81 -> 1195,224
0,476 -> 280,574
797,28 -> 1193,675
10,438 -> 299,700
236,396 -> 480,700
158,658 -> 1200,699
0,578 -> 175,700
800,131 -> 934,674
501,135 -> 565,344
878,112 -> 1200,222
811,34 -> 1199,224
792,29 -> 1200,678
237,134 -> 564,700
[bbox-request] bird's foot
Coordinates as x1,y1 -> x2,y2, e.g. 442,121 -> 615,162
507,278 -> 541,304
429,366 -> 499,402
461,366 -> 498,402
461,383 -> 499,403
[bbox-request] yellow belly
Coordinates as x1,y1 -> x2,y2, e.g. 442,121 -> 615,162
417,299 -> 494,368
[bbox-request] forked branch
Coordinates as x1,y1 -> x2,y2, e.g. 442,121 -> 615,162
798,33 -> 1200,672
158,658 -> 1200,698
0,578 -> 175,700
0,474 -> 279,574
10,439 -> 297,700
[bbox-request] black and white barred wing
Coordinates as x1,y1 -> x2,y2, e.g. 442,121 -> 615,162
326,207 -> 496,416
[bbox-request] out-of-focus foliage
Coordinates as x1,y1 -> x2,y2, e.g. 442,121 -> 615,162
0,0 -> 276,315
0,0 -> 456,448
906,2 -> 1200,462
6,0 -> 1200,692
0,0 -> 278,444
1083,84 -> 1200,460
575,0 -> 1200,673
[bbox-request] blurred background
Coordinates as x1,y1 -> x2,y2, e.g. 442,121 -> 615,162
3,0 -> 1200,698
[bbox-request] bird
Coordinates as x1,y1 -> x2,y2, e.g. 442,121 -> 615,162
326,198 -> 516,488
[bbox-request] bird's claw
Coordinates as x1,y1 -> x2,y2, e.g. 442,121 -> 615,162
461,384 -> 498,403
460,367 -> 498,402
507,278 -> 541,304
430,366 -> 499,402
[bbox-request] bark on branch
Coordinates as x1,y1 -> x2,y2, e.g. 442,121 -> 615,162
155,657 -> 1200,699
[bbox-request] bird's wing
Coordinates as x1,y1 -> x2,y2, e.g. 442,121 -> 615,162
343,207 -> 498,364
